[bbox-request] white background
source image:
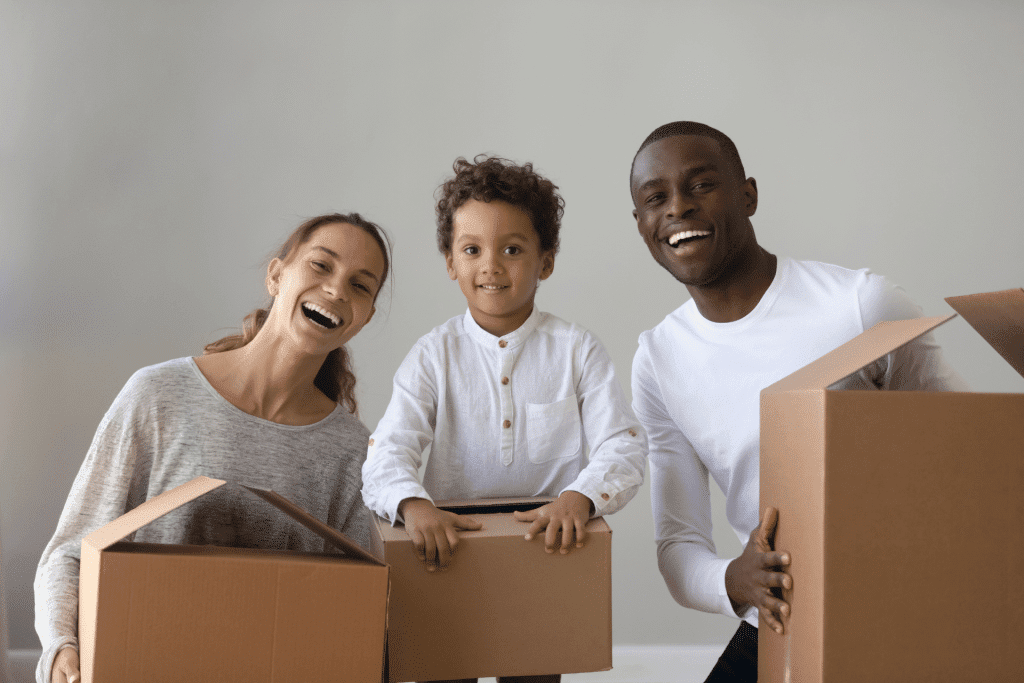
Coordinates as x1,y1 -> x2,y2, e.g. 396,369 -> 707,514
2,0 -> 1023,653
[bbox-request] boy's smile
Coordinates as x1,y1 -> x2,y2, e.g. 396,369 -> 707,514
446,199 -> 554,337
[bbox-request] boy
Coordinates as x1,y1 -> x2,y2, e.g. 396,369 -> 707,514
361,155 -> 647,683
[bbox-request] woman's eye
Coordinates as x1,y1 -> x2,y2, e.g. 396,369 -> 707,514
312,261 -> 329,272
354,282 -> 372,294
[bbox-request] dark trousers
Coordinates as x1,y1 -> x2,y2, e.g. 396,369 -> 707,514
704,621 -> 758,683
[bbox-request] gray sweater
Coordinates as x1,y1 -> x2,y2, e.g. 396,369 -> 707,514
33,357 -> 372,683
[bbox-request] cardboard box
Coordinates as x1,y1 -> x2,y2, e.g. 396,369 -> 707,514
759,289 -> 1024,682
78,476 -> 389,683
369,498 -> 612,682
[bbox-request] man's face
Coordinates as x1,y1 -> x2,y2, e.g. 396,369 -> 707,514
631,134 -> 758,288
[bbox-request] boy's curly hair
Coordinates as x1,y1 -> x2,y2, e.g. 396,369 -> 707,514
435,155 -> 564,256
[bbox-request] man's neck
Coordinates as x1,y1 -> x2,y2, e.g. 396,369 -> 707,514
687,249 -> 778,323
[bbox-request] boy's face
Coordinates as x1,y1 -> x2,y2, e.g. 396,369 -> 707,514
445,199 -> 554,337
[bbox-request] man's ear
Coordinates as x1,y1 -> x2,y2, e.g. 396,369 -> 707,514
539,251 -> 555,281
743,177 -> 758,217
445,253 -> 458,281
266,258 -> 283,297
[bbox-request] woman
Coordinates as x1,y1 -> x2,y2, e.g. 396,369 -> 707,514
34,213 -> 392,683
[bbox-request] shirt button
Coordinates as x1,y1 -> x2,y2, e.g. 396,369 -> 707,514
601,493 -> 610,501
501,376 -> 509,385
368,438 -> 374,446
498,340 -> 507,348
628,429 -> 637,437
503,419 -> 511,429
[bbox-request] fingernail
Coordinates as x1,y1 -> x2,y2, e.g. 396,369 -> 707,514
525,534 -> 532,540
576,543 -> 583,548
546,548 -> 554,554
427,566 -> 435,572
560,548 -> 568,554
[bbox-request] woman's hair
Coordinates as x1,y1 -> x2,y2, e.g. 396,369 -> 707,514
435,154 -> 564,256
204,213 -> 392,415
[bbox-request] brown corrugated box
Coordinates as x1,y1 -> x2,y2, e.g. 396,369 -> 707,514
370,497 -> 612,682
78,476 -> 389,683
759,288 -> 1024,682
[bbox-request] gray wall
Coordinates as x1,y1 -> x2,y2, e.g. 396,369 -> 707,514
3,0 -> 1023,650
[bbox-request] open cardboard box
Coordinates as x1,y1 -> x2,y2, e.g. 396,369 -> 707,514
369,497 -> 612,682
759,289 -> 1024,682
78,476 -> 389,683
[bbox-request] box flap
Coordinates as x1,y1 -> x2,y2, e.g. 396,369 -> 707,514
945,288 -> 1024,379
241,485 -> 383,565
82,476 -> 226,552
764,315 -> 955,393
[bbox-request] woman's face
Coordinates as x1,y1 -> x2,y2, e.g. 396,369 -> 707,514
265,221 -> 386,356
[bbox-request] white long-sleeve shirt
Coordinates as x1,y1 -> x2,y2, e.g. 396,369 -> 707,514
362,307 -> 647,523
632,257 -> 967,628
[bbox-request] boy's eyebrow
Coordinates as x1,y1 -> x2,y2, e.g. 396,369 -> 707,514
312,246 -> 381,284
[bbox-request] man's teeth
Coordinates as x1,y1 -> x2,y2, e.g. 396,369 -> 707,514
302,302 -> 340,329
668,230 -> 711,247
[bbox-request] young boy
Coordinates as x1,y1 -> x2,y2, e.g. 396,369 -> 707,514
360,155 -> 646,682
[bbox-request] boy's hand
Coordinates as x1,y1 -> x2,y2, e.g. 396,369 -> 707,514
725,506 -> 792,634
398,497 -> 482,571
514,490 -> 594,554
51,645 -> 80,683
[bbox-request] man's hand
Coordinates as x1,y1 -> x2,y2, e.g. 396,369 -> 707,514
51,645 -> 80,683
513,490 -> 595,554
725,506 -> 792,634
398,497 -> 482,571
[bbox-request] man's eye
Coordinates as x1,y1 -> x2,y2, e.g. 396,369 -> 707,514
645,193 -> 664,205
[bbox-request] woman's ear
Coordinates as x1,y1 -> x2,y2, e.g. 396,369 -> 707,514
266,258 -> 283,297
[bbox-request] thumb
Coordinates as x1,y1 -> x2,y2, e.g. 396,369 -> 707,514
513,509 -> 539,522
454,515 -> 483,530
756,506 -> 779,551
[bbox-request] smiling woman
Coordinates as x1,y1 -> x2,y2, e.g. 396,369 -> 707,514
33,213 -> 392,683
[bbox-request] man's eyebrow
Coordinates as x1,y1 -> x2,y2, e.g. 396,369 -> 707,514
635,164 -> 720,194
313,246 -> 381,284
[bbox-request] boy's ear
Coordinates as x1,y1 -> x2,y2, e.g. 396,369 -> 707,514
539,251 -> 555,281
266,258 -> 283,297
445,253 -> 458,281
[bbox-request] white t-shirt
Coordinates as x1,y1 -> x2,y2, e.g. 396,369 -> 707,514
631,257 -> 967,627
362,307 -> 647,523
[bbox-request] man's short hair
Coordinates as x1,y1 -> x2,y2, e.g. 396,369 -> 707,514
631,121 -> 746,184
436,154 -> 563,256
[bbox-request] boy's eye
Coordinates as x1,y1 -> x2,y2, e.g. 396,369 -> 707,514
463,246 -> 479,255
505,245 -> 522,255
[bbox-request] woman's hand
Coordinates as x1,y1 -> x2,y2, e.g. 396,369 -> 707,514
725,506 -> 792,634
398,497 -> 482,571
514,490 -> 595,554
51,645 -> 81,683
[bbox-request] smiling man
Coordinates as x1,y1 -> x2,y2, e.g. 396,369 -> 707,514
628,121 -> 966,682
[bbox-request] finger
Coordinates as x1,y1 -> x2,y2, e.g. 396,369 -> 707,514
759,550 -> 791,569
409,529 -> 427,561
435,530 -> 453,570
525,516 -> 549,541
574,516 -> 587,548
513,509 -> 538,523
454,514 -> 483,530
560,519 -> 575,554
763,570 -> 793,591
421,532 -> 438,571
762,594 -> 791,628
545,517 -> 562,553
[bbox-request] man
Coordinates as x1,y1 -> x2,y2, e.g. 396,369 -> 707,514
628,121 -> 965,682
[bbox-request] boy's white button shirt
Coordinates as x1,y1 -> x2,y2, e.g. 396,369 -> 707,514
362,307 -> 647,523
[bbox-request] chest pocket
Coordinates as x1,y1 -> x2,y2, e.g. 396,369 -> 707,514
526,394 -> 582,463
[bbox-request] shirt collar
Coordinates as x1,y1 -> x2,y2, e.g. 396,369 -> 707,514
463,305 -> 544,350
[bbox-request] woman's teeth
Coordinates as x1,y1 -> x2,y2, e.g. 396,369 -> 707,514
302,302 -> 340,329
668,229 -> 711,248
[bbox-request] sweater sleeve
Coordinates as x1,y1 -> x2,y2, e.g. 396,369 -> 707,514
632,341 -> 742,620
561,331 -> 646,517
360,341 -> 438,524
33,373 -> 147,683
